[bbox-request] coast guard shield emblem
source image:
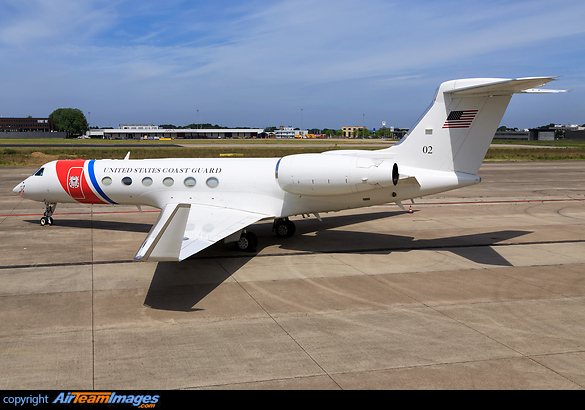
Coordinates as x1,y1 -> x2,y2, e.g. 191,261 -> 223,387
69,175 -> 80,189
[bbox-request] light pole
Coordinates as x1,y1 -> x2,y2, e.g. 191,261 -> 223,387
301,108 -> 303,133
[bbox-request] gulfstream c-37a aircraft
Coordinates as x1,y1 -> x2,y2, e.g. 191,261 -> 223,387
13,77 -> 565,261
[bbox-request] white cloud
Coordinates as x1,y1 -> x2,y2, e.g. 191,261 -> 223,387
0,0 -> 119,47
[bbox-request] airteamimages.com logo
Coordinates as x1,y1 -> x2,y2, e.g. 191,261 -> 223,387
53,392 -> 159,407
3,392 -> 160,408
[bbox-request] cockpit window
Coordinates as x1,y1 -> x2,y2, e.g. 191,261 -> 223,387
33,167 -> 44,176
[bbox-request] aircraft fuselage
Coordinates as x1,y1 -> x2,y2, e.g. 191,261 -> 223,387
15,155 -> 479,220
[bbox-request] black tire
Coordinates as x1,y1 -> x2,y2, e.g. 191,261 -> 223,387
40,217 -> 47,226
275,219 -> 296,238
236,232 -> 258,252
47,216 -> 53,226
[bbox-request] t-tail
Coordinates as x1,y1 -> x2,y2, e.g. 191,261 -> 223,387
388,77 -> 566,175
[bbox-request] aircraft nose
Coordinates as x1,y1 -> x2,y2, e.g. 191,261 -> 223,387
13,182 -> 24,195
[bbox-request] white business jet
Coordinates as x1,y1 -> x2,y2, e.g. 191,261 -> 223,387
13,77 -> 565,261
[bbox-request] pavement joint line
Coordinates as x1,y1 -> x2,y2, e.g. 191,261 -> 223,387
90,208 -> 96,390
0,259 -> 137,270
0,197 -> 25,226
230,274 -> 343,389
2,238 -> 585,271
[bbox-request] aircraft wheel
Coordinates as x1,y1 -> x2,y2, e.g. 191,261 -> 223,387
275,219 -> 296,238
40,216 -> 54,226
236,232 -> 258,252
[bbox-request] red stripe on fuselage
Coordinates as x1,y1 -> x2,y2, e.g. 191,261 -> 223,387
56,159 -> 107,204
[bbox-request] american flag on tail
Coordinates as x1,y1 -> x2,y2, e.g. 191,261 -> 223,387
442,110 -> 478,129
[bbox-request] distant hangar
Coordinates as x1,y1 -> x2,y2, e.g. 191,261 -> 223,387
88,125 -> 265,140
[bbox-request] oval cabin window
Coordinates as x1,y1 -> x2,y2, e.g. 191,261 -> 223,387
206,177 -> 219,188
184,177 -> 196,187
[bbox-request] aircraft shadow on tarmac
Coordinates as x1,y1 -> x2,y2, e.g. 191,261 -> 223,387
24,218 -> 153,233
143,211 -> 531,312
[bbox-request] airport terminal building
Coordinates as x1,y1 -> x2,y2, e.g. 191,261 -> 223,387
89,125 -> 265,140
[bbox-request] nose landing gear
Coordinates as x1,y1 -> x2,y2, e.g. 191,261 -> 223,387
40,202 -> 57,226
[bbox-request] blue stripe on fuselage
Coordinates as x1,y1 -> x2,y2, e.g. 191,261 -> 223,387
88,160 -> 117,205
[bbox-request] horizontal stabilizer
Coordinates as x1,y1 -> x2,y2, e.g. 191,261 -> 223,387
445,77 -> 565,97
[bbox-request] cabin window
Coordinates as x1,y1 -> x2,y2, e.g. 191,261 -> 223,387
142,177 -> 153,186
122,177 -> 132,186
102,177 -> 112,186
163,177 -> 174,187
33,167 -> 44,176
206,177 -> 219,188
184,177 -> 196,187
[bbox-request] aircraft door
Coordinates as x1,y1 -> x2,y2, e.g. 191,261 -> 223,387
67,167 -> 86,200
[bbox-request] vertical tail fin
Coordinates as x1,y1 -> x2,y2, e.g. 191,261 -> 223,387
388,77 -> 563,175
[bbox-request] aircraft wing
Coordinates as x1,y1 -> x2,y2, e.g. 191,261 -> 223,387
135,203 -> 269,262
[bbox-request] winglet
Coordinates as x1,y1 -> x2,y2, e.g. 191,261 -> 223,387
135,203 -> 191,261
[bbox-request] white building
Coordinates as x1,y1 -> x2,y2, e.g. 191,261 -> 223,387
88,128 -> 265,140
273,126 -> 308,138
118,124 -> 160,130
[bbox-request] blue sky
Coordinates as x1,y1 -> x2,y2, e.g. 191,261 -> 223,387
1,0 -> 584,130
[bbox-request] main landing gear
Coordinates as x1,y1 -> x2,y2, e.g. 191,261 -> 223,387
40,202 -> 57,226
273,217 -> 296,238
235,231 -> 258,252
234,218 -> 297,253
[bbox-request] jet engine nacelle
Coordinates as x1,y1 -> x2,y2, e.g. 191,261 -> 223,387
276,153 -> 398,196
